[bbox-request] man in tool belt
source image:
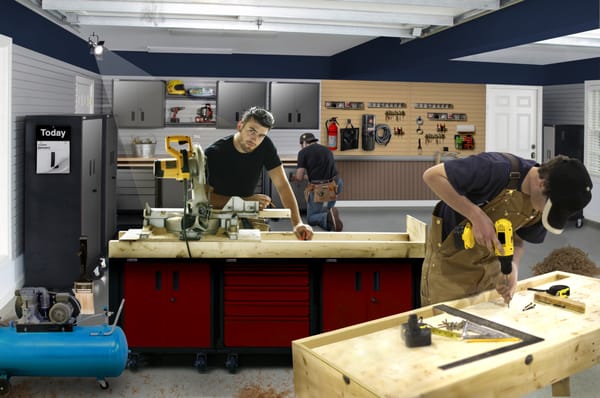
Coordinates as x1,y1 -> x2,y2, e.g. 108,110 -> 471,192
293,133 -> 343,231
420,152 -> 592,306
205,107 -> 313,240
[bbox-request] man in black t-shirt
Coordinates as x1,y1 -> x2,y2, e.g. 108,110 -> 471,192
293,133 -> 343,231
205,107 -> 313,240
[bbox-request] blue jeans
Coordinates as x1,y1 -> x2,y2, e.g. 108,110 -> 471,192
306,178 -> 343,230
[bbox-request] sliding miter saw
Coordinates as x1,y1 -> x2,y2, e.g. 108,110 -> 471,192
145,136 -> 289,240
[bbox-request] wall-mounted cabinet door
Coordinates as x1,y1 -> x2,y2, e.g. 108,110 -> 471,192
270,82 -> 319,129
113,80 -> 165,128
216,81 -> 267,129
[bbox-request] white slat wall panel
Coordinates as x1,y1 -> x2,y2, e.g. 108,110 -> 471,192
11,45 -> 103,270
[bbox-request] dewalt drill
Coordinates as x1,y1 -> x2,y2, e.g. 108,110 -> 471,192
457,218 -> 514,287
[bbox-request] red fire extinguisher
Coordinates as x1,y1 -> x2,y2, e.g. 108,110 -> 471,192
326,117 -> 339,150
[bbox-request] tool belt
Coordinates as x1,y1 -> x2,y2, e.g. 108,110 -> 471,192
305,177 -> 338,203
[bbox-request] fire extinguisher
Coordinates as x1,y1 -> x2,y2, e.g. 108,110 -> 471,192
326,117 -> 339,150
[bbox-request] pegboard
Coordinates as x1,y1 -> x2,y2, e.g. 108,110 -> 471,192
321,80 -> 486,157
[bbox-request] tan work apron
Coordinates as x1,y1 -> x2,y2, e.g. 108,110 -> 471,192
420,189 -> 540,306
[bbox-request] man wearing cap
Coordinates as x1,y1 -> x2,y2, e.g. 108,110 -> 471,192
420,152 -> 592,306
293,132 -> 344,231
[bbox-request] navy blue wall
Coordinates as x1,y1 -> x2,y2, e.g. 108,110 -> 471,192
331,0 -> 600,83
3,0 -> 600,84
100,51 -> 331,79
2,1 -> 99,73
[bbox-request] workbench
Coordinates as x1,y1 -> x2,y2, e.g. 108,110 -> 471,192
107,215 -> 426,370
292,271 -> 600,397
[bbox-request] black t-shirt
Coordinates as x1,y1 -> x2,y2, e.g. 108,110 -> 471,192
205,135 -> 281,197
297,143 -> 337,182
438,152 -> 546,243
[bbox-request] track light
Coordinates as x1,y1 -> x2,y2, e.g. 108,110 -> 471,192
88,32 -> 105,60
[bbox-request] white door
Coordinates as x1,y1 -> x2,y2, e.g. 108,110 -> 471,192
485,85 -> 542,161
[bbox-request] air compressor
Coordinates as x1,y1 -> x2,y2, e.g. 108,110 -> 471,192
0,287 -> 128,396
326,117 -> 339,150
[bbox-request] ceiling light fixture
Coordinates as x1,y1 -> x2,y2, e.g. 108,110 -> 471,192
88,32 -> 105,59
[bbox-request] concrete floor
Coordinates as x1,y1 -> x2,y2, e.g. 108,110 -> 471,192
2,205 -> 600,397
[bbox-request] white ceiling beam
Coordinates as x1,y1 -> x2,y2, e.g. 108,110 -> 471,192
42,0 -> 454,26
75,15 -> 415,37
339,0 -> 499,9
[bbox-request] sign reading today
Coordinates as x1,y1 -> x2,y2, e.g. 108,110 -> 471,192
36,125 -> 71,174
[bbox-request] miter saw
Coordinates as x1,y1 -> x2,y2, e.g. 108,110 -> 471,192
144,136 -> 284,240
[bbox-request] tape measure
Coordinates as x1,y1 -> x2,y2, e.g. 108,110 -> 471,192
527,284 -> 570,298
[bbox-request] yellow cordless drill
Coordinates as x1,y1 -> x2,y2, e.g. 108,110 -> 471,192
457,218 -> 514,289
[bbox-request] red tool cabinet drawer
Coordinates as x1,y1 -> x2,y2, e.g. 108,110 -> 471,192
223,263 -> 310,347
224,318 -> 310,347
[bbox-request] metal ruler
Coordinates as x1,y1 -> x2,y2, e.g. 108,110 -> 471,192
434,304 -> 544,370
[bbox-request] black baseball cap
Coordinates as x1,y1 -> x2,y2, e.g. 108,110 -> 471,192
542,157 -> 593,234
299,132 -> 318,144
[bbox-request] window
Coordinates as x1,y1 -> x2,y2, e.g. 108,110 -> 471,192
584,80 -> 600,177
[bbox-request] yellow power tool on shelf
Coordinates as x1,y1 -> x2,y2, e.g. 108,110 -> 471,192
458,218 -> 514,287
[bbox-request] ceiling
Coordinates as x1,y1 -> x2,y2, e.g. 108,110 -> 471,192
15,0 -> 600,64
18,0 -> 514,57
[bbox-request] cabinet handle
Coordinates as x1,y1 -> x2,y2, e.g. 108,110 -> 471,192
172,271 -> 179,291
130,111 -> 135,121
155,271 -> 162,291
288,113 -> 292,123
235,112 -> 240,122
297,113 -> 301,123
373,271 -> 380,291
355,272 -> 362,291
140,111 -> 145,122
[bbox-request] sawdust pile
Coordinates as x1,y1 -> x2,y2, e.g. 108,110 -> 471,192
235,383 -> 292,398
532,246 -> 600,276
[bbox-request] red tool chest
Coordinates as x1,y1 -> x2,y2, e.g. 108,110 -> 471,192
223,263 -> 310,347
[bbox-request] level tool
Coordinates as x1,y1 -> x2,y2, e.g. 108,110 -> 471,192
434,304 -> 544,370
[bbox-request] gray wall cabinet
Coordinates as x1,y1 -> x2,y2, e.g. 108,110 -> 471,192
216,81 -> 268,129
113,80 -> 165,128
270,82 -> 319,129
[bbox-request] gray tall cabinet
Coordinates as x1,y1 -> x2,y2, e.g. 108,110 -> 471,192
24,115 -> 117,289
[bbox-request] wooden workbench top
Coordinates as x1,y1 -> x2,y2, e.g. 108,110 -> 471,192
293,271 -> 600,397
108,215 -> 426,259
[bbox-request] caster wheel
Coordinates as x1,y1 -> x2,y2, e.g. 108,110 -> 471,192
0,379 -> 11,397
126,353 -> 141,371
98,379 -> 109,390
225,353 -> 238,373
194,353 -> 207,372
576,218 -> 583,228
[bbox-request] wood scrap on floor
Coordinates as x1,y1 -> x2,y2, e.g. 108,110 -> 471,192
532,246 -> 600,277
